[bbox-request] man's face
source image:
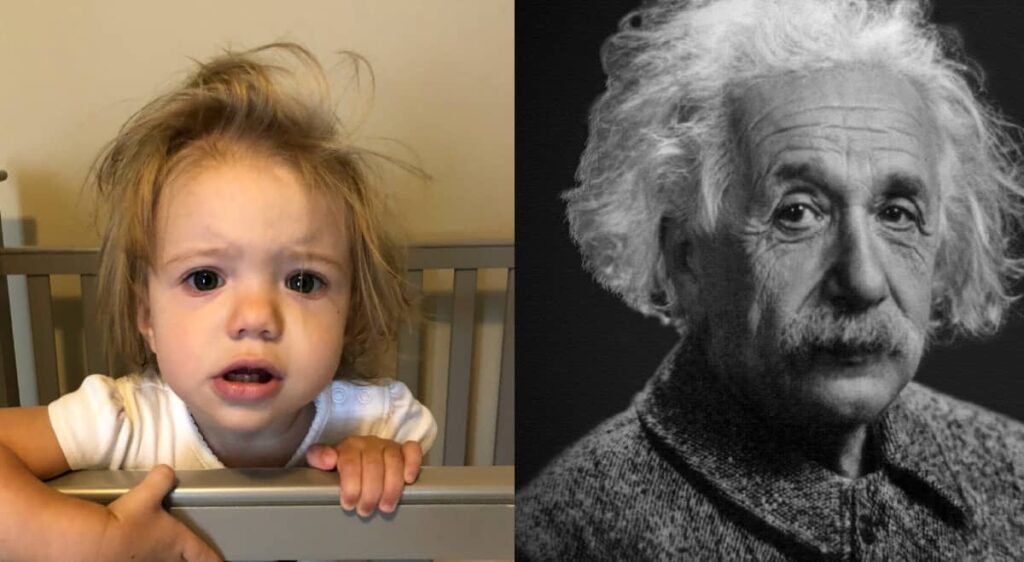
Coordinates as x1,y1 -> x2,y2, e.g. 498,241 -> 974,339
679,67 -> 941,427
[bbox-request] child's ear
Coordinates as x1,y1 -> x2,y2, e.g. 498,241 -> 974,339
136,298 -> 157,353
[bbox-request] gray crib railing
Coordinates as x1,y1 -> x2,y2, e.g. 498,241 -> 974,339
49,465 -> 513,560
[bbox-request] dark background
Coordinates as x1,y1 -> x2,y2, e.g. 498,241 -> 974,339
516,1 -> 1024,487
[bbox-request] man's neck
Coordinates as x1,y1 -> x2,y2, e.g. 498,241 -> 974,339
788,421 -> 874,478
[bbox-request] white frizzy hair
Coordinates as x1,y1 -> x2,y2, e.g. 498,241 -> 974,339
566,0 -> 1024,337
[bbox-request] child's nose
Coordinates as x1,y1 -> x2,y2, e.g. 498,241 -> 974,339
227,286 -> 283,341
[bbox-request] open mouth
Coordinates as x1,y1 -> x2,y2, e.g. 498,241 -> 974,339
213,361 -> 284,402
221,368 -> 275,384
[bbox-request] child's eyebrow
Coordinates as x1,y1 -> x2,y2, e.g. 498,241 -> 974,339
159,247 -> 348,273
282,251 -> 349,273
161,247 -> 237,269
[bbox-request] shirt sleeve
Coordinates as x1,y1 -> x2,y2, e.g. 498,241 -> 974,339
382,381 -> 437,453
47,374 -> 130,470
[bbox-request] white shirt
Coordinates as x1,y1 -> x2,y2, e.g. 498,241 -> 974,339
48,372 -> 437,470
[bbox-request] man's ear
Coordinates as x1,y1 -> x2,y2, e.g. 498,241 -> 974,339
661,218 -> 702,316
136,297 -> 157,354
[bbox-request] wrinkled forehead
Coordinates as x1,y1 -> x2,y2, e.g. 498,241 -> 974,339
729,66 -> 941,190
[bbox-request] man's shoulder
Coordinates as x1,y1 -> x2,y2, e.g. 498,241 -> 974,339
901,382 -> 1024,477
516,407 -> 709,561
519,406 -> 649,499
902,381 -> 1024,448
516,408 -> 649,561
900,382 -> 1024,538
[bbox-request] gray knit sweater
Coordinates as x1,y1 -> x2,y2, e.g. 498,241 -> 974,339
516,345 -> 1024,560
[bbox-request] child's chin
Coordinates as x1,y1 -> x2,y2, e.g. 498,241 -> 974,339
201,410 -> 278,435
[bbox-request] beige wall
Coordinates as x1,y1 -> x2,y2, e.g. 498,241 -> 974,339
0,0 -> 513,245
0,0 -> 512,464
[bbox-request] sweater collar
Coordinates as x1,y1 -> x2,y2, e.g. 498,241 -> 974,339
635,341 -> 973,555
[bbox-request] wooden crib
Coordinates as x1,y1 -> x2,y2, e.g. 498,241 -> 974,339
0,216 -> 514,561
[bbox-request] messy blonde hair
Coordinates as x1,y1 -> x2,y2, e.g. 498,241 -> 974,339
91,42 -> 414,379
566,0 -> 1024,339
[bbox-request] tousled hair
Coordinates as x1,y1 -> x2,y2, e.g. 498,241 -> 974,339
92,42 -> 416,379
566,0 -> 1024,338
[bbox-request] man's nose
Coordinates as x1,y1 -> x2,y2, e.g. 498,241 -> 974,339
227,284 -> 283,341
823,210 -> 890,312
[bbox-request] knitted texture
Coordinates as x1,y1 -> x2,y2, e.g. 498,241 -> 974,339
517,345 -> 1024,561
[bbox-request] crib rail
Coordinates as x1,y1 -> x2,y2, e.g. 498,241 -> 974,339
49,465 -> 513,560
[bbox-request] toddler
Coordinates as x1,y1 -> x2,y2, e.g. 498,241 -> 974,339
0,43 -> 435,561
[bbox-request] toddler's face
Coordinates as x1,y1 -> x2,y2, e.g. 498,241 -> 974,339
138,156 -> 351,442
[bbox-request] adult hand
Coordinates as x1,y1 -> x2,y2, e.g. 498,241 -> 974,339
306,436 -> 422,516
95,465 -> 222,562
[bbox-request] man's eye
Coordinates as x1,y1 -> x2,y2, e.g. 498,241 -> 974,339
185,270 -> 222,291
774,203 -> 823,231
286,271 -> 325,294
878,205 -> 918,229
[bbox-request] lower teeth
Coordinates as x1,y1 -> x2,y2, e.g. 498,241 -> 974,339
225,372 -> 270,383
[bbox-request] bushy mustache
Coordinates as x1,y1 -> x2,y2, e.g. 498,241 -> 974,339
777,305 -> 924,361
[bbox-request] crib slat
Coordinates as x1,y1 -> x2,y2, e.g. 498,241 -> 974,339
494,270 -> 514,466
443,269 -> 477,466
396,270 -> 424,398
0,277 -> 18,407
80,274 -> 106,379
0,220 -> 19,406
27,274 -> 59,404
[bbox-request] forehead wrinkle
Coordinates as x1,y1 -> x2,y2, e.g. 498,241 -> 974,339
748,112 -> 924,158
756,127 -> 928,175
819,123 -> 918,138
742,97 -> 927,139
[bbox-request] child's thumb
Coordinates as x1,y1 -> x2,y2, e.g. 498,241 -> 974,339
305,444 -> 338,470
117,465 -> 177,512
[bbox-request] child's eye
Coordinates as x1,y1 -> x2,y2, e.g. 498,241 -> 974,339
185,269 -> 223,292
286,271 -> 326,294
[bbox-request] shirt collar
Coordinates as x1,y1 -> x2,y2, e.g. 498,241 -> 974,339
635,341 -> 973,554
875,383 -> 974,524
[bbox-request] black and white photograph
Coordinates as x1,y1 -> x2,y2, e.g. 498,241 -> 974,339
517,1 -> 1024,559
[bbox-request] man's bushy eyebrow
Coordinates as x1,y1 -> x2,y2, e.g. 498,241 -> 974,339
885,173 -> 926,197
770,162 -> 829,191
772,163 -> 927,195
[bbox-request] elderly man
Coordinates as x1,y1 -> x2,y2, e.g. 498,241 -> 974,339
517,0 -> 1024,559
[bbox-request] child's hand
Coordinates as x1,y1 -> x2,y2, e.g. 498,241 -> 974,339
306,436 -> 422,516
97,465 -> 222,562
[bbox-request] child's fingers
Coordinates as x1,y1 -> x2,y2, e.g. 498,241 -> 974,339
305,444 -> 338,471
401,441 -> 423,484
379,445 -> 405,513
357,446 -> 385,517
337,445 -> 362,512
